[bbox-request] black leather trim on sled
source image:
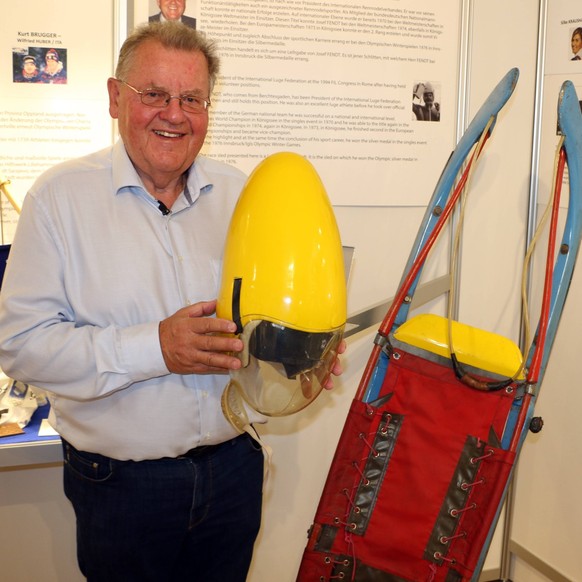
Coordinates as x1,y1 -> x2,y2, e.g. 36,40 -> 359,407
424,435 -> 484,564
349,411 -> 404,535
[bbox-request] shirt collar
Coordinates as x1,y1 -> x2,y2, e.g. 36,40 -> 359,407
112,139 -> 213,206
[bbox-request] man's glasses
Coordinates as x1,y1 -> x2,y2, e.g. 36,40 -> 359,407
118,80 -> 211,114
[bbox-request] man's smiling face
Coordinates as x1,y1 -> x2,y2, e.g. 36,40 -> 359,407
107,40 -> 210,191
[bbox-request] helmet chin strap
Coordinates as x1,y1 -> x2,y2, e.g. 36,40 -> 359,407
221,379 -> 272,484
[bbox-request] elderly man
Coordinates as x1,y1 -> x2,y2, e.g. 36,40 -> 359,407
0,22 -> 344,582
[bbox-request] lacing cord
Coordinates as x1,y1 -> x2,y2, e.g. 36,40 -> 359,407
450,502 -> 477,518
342,488 -> 361,515
358,432 -> 379,458
470,448 -> 494,464
440,531 -> 467,544
323,407 -> 390,582
345,410 -> 390,518
320,556 -> 351,581
460,477 -> 485,491
433,551 -> 457,564
352,461 -> 370,486
431,445 -> 493,567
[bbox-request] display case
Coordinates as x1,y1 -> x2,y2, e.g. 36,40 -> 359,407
0,404 -> 61,469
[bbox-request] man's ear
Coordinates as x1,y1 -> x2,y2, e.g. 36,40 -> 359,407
107,77 -> 120,119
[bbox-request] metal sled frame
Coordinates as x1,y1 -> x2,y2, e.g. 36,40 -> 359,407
297,71 -> 582,581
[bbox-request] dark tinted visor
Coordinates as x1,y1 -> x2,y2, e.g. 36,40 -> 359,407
248,320 -> 339,378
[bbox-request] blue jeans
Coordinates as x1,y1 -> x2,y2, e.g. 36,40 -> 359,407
62,433 -> 264,582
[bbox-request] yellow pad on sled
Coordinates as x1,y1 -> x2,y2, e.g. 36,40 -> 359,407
393,314 -> 524,379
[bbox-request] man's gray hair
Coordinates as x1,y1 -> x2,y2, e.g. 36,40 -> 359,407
115,21 -> 220,92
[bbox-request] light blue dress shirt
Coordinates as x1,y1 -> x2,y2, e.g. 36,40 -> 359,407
0,140 -> 249,460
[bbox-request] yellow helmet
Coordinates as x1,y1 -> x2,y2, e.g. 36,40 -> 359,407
217,152 -> 346,429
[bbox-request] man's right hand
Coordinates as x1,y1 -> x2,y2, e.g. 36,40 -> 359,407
158,300 -> 243,375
